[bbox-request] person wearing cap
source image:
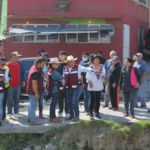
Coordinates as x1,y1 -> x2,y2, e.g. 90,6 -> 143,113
56,51 -> 69,118
42,52 -> 50,67
0,58 -> 9,127
109,56 -> 121,111
133,53 -> 148,108
46,57 -> 64,123
1,57 -> 12,122
63,55 -> 99,121
119,57 -> 141,118
26,58 -> 45,125
78,52 -> 90,115
6,53 -> 20,119
12,51 -> 26,112
103,51 -> 122,107
98,51 -> 106,65
38,49 -> 45,57
86,55 -> 105,119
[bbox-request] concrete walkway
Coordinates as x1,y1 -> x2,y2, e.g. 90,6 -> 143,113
1,102 -> 150,134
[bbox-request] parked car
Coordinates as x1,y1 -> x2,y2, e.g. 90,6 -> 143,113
140,29 -> 150,58
20,57 -> 36,94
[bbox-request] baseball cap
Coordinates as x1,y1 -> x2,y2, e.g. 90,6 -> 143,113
12,51 -> 22,56
135,53 -> 143,57
112,56 -> 119,61
39,49 -> 45,53
42,52 -> 49,58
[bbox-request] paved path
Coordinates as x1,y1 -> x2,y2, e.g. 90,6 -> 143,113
1,102 -> 150,134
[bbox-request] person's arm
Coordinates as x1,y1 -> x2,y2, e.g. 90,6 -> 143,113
134,67 -> 141,85
4,71 -> 9,83
142,71 -> 147,81
141,61 -> 148,82
86,71 -> 93,88
21,62 -> 26,87
113,66 -> 121,88
52,70 -> 64,81
119,68 -> 123,91
8,70 -> 12,81
32,80 -> 39,100
78,65 -> 99,74
80,74 -> 86,88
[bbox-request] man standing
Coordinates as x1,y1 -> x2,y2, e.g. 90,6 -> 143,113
1,58 -> 12,122
64,55 -> 99,121
98,51 -> 106,65
6,53 -> 20,119
79,52 -> 90,115
103,51 -> 117,107
56,51 -> 69,118
12,51 -> 26,111
134,53 -> 148,108
0,58 -> 9,126
26,58 -> 45,125
109,56 -> 121,111
42,52 -> 50,67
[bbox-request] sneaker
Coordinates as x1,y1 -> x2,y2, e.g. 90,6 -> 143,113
39,113 -> 44,119
95,114 -> 101,119
7,114 -> 12,119
58,113 -> 63,118
139,105 -> 146,108
90,114 -> 94,120
134,105 -> 138,108
113,108 -> 119,111
65,113 -> 70,118
103,105 -> 109,108
3,118 -> 9,122
66,116 -> 74,121
51,118 -> 62,123
27,119 -> 30,122
131,115 -> 135,118
14,113 -> 20,118
85,111 -> 89,115
109,107 -> 114,110
72,116 -> 79,121
0,122 -> 2,127
30,121 -> 43,125
124,113 -> 129,117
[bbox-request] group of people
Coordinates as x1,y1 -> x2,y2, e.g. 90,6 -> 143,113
0,49 -> 149,126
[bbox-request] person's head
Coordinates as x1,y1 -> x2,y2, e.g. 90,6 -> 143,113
112,56 -> 119,65
38,49 -> 45,56
1,57 -> 6,68
125,57 -> 134,68
35,58 -> 45,70
42,53 -> 49,61
10,53 -> 17,64
11,51 -> 22,62
49,57 -> 61,69
110,51 -> 117,59
59,51 -> 67,62
82,52 -> 89,62
89,54 -> 94,64
91,55 -> 102,65
135,53 -> 143,62
65,55 -> 77,68
98,51 -> 103,57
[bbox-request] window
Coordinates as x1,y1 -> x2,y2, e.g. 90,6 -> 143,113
138,28 -> 144,45
12,24 -> 59,43
139,0 -> 148,5
66,24 -> 111,43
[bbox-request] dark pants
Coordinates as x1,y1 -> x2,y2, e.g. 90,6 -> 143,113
50,92 -> 59,118
3,88 -> 8,119
109,83 -> 119,108
39,87 -> 45,114
18,85 -> 21,110
123,91 -> 137,115
90,91 -> 101,114
58,92 -> 68,114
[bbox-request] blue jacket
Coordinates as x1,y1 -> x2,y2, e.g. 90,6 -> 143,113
17,61 -> 26,85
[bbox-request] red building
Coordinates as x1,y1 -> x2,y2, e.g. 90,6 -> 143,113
4,0 -> 149,63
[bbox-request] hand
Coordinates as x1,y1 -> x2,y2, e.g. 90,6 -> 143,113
81,83 -> 86,88
94,70 -> 99,74
22,82 -> 25,87
141,80 -> 143,84
103,80 -> 106,85
0,78 -> 5,81
134,83 -> 139,88
112,83 -> 116,88
35,94 -> 39,100
89,81 -> 93,89
101,76 -> 105,80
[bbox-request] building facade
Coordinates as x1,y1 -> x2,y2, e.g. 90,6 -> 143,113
3,0 -> 150,63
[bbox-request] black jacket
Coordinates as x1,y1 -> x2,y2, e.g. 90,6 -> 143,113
119,65 -> 141,92
109,62 -> 121,85
56,63 -> 67,75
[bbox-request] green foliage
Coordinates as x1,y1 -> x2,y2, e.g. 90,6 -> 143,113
68,142 -> 78,150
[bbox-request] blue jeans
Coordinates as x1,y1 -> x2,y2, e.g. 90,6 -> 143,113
123,91 -> 137,115
39,87 -> 45,114
3,88 -> 8,119
78,85 -> 90,111
7,86 -> 20,114
134,78 -> 146,106
0,93 -> 4,122
50,92 -> 59,118
28,95 -> 39,122
18,85 -> 21,110
66,87 -> 79,117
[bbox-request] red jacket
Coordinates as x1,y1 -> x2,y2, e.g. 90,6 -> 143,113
26,66 -> 43,95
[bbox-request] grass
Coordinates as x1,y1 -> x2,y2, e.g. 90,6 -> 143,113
0,120 -> 150,150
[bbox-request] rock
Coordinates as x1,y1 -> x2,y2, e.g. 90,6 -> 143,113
45,143 -> 57,150
23,146 -> 31,150
34,145 -> 43,150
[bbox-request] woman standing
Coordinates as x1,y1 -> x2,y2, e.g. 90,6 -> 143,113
46,58 -> 64,123
86,55 -> 105,120
119,57 -> 141,118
